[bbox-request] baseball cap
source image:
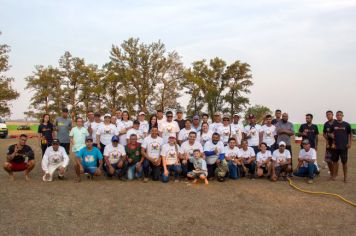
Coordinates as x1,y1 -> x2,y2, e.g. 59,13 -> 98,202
279,141 -> 286,146
86,136 -> 94,141
111,136 -> 119,142
52,139 -> 60,144
248,114 -> 255,119
168,134 -> 176,139
223,114 -> 230,119
139,111 -> 145,116
104,113 -> 111,118
233,113 -> 240,117
302,139 -> 310,145
193,115 -> 200,120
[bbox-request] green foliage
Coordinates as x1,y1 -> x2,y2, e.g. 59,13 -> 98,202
244,105 -> 272,125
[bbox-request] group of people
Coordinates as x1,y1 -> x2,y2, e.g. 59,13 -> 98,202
3,108 -> 352,184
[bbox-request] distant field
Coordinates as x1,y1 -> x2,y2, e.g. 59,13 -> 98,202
7,125 -> 38,132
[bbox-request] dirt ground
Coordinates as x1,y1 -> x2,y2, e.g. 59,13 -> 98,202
0,137 -> 355,236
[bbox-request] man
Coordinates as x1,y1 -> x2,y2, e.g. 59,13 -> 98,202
224,138 -> 242,179
84,110 -> 95,129
323,110 -> 336,176
156,109 -> 166,127
138,111 -> 149,138
210,112 -> 223,134
272,109 -> 282,125
115,109 -> 122,121
159,111 -> 180,144
203,133 -> 227,181
218,115 -> 236,146
298,114 -> 319,149
174,109 -> 185,130
275,113 -> 294,157
75,136 -> 103,182
331,111 -> 351,183
55,108 -> 72,154
125,134 -> 144,180
126,120 -> 144,144
42,139 -> 69,181
87,112 -> 102,147
243,114 -> 262,154
180,131 -> 204,177
202,113 -> 209,124
96,114 -> 118,153
238,139 -> 256,179
271,141 -> 292,181
231,114 -> 244,147
161,134 -> 183,183
259,115 -> 277,152
141,126 -> 163,181
3,134 -> 35,181
294,139 -> 318,184
192,115 -> 201,133
103,135 -> 127,179
178,119 -> 194,145
69,117 -> 89,154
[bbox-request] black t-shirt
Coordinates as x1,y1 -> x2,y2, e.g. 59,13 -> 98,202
7,144 -> 35,163
38,123 -> 54,143
271,119 -> 280,125
333,121 -> 351,150
175,119 -> 186,130
299,123 -> 319,148
323,120 -> 336,147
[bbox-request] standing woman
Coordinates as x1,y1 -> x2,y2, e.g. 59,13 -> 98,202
148,115 -> 158,133
38,114 -> 55,157
198,122 -> 213,147
117,111 -> 133,146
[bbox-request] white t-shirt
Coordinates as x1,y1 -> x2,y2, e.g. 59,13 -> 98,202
126,128 -> 144,143
198,130 -> 213,147
117,120 -> 133,146
272,149 -> 291,167
42,146 -> 70,172
178,128 -> 194,143
139,120 -> 149,134
239,147 -> 256,164
161,143 -> 183,165
210,122 -> 223,134
224,146 -> 240,160
244,124 -> 262,146
218,125 -> 236,144
260,125 -> 276,147
159,121 -> 180,144
299,148 -> 317,168
256,150 -> 272,166
181,141 -> 204,160
142,135 -> 163,159
157,117 -> 166,127
231,123 -> 244,145
103,143 -> 126,164
203,140 -> 225,165
85,121 -> 102,143
96,123 -> 119,146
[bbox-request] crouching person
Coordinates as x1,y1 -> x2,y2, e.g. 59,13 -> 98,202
271,141 -> 292,181
3,134 -> 35,181
293,139 -> 319,184
42,139 -> 69,181
75,136 -> 103,182
103,136 -> 127,179
161,134 -> 183,183
187,149 -> 208,184
238,140 -> 256,179
256,142 -> 272,178
224,137 -> 242,180
126,134 -> 145,180
204,133 -> 226,181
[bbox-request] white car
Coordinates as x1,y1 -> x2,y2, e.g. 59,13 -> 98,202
0,118 -> 8,138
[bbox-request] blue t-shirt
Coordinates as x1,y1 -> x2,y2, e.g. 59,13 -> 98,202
76,146 -> 103,168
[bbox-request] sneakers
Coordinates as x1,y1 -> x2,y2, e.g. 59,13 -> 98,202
143,178 -> 149,183
307,179 -> 314,184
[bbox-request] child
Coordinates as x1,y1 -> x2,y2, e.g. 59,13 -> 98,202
187,149 -> 209,184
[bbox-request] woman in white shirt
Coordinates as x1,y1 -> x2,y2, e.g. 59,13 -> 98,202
117,111 -> 133,146
198,122 -> 213,147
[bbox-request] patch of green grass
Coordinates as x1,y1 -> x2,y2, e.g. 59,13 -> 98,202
7,125 -> 38,132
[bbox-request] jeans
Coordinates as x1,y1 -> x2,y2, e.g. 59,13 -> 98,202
60,143 -> 70,154
162,165 -> 182,183
103,163 -> 126,177
207,163 -> 217,178
127,163 -> 143,180
228,161 -> 241,179
143,160 -> 161,181
294,164 -> 318,179
243,162 -> 256,177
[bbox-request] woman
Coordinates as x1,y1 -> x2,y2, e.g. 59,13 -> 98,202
161,134 -> 182,183
117,111 -> 133,146
38,114 -> 55,157
148,115 -> 158,133
198,122 -> 213,147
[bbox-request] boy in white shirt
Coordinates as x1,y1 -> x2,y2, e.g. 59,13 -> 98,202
42,139 -> 69,181
293,139 -> 319,184
103,136 -> 127,178
187,149 -> 208,185
271,141 -> 292,181
256,142 -> 272,178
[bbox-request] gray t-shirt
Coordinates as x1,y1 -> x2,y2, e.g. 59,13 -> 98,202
55,117 -> 72,143
275,121 -> 294,145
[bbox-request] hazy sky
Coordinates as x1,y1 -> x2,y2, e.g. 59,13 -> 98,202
1,0 -> 356,123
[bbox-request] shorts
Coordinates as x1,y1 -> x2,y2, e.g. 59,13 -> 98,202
188,170 -> 207,178
258,166 -> 268,174
332,149 -> 348,164
84,166 -> 97,175
9,162 -> 28,172
324,148 -> 334,163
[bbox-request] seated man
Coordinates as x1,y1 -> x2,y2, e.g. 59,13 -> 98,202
238,139 -> 256,179
126,134 -> 145,180
42,139 -> 69,181
75,136 -> 103,182
187,149 -> 208,185
161,134 -> 183,183
3,134 -> 35,181
103,135 -> 127,179
256,142 -> 272,178
271,141 -> 292,181
293,139 -> 319,184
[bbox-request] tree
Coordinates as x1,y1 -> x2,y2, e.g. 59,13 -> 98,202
0,32 -> 19,116
244,104 -> 272,125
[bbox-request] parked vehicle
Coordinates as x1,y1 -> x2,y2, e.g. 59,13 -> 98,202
0,118 -> 8,138
17,125 -> 31,130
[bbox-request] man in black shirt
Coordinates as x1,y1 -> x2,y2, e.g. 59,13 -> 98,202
323,111 -> 336,176
331,111 -> 351,183
174,110 -> 185,130
272,109 -> 282,125
3,134 -> 35,181
298,114 -> 319,149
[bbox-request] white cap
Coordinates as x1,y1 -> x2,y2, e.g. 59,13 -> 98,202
233,113 -> 240,117
168,133 -> 176,139
104,113 -> 112,118
279,141 -> 286,146
139,112 -> 145,116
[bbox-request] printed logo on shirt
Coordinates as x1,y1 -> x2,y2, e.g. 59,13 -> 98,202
84,155 -> 95,163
